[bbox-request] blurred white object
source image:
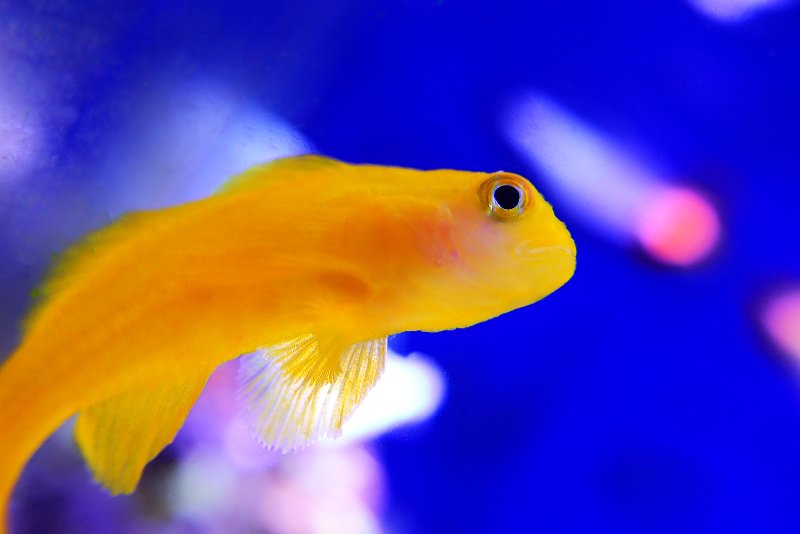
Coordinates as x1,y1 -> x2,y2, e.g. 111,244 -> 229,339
0,57 -> 45,181
333,351 -> 446,445
168,449 -> 239,521
504,93 -> 720,266
689,0 -> 792,22
98,77 -> 312,217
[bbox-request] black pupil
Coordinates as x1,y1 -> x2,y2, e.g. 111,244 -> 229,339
494,184 -> 521,210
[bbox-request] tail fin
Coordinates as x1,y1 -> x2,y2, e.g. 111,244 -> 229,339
0,344 -> 212,533
0,345 -> 76,534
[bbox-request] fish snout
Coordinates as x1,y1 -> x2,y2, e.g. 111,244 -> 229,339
514,241 -> 576,259
514,222 -> 577,259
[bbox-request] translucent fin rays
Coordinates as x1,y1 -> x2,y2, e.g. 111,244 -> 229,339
237,335 -> 386,451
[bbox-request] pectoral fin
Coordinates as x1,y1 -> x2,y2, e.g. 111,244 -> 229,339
75,374 -> 209,494
237,334 -> 386,451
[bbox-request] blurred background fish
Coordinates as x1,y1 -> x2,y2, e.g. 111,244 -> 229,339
1,0 -> 800,533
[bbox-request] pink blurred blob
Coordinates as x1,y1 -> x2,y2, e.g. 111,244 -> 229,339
636,186 -> 721,266
258,447 -> 385,534
761,289 -> 800,359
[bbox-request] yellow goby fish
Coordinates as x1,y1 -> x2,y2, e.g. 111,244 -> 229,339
0,155 -> 575,531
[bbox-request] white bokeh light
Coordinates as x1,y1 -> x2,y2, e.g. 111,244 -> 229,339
688,0 -> 793,22
97,77 -> 312,217
331,351 -> 447,446
0,54 -> 45,182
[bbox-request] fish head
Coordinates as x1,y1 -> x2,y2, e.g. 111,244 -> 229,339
396,168 -> 577,332
229,156 -> 575,334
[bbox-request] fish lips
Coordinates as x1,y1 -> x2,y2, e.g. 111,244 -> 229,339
514,242 -> 577,260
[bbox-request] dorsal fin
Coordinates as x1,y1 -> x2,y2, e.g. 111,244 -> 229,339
24,210 -> 163,331
218,155 -> 344,194
25,155 -> 343,331
237,334 -> 386,451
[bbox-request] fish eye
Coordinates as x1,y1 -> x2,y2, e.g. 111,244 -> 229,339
481,172 -> 530,221
493,184 -> 522,211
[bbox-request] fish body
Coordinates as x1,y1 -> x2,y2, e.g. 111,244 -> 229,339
0,156 -> 575,532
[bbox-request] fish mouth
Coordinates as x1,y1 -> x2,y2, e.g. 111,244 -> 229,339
514,242 -> 577,259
